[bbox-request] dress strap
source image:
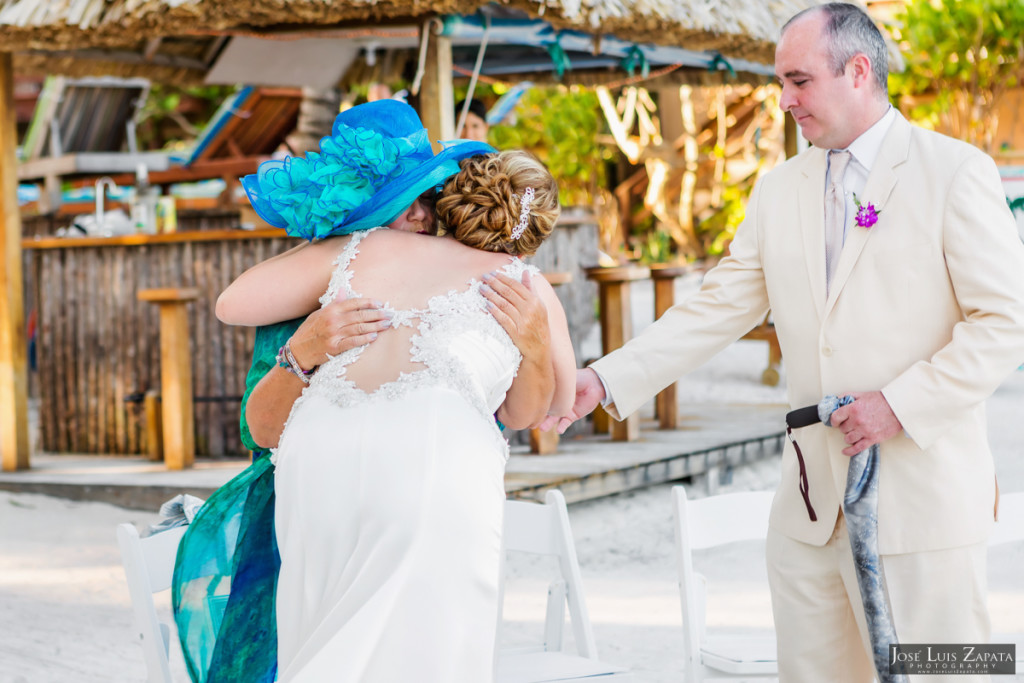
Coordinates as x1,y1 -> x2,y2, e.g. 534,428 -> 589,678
319,227 -> 383,308
499,257 -> 539,281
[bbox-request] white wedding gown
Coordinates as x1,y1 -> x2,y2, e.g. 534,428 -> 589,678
273,229 -> 529,682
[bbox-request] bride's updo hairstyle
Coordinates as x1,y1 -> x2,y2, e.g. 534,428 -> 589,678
435,150 -> 560,257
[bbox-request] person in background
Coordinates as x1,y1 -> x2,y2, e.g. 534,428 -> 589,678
456,98 -> 490,143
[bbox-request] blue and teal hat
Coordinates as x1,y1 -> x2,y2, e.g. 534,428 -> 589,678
241,99 -> 495,241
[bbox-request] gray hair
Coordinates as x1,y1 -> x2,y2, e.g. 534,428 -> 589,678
782,2 -> 889,97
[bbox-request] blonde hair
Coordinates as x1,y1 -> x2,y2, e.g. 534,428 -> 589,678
435,150 -> 560,257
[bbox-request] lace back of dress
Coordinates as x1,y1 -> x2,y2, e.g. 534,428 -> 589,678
315,228 -> 526,405
342,320 -> 425,394
318,229 -> 432,394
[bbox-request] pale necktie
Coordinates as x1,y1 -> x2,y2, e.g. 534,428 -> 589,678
825,150 -> 852,293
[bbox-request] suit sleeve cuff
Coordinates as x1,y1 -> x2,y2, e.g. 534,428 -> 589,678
593,368 -> 615,408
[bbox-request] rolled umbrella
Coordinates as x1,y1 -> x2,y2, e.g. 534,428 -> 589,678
787,395 -> 907,683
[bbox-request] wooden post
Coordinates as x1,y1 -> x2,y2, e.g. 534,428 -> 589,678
143,390 -> 163,462
138,288 -> 199,470
677,85 -> 698,238
656,86 -> 683,145
742,315 -> 783,387
419,18 -> 454,153
584,265 -> 650,442
0,53 -> 30,471
649,264 -> 689,429
528,428 -> 559,455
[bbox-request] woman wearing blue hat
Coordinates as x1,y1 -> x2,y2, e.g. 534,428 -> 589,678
173,99 -> 574,683
221,149 -> 572,683
233,99 -> 559,446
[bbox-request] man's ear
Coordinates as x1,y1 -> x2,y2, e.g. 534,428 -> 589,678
848,53 -> 874,89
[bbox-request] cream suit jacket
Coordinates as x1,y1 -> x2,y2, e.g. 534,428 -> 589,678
592,113 -> 1024,553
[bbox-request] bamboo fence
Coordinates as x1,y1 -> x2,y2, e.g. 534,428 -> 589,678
25,231 -> 298,456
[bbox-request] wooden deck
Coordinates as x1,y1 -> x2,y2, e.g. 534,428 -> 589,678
0,402 -> 787,510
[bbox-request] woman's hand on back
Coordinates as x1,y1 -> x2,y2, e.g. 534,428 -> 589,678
288,298 -> 393,371
481,270 -> 550,364
246,297 -> 390,448
484,270 -> 557,429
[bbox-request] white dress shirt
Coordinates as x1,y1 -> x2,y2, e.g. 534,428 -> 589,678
831,106 -> 896,246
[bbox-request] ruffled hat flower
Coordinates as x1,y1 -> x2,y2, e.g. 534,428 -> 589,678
241,99 -> 494,241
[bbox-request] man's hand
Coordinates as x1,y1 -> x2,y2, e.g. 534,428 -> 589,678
829,391 -> 903,456
482,270 -> 550,361
288,298 -> 391,370
546,368 -> 607,434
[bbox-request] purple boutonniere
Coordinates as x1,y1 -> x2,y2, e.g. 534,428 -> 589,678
853,193 -> 879,229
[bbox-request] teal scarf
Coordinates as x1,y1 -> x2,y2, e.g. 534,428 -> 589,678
172,318 -> 301,683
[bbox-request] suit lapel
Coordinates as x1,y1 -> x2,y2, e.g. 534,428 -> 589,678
824,113 -> 912,317
798,148 -> 829,319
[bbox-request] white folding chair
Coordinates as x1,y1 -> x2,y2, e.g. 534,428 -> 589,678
496,489 -> 632,682
119,491 -> 634,683
672,486 -> 778,682
117,522 -> 186,683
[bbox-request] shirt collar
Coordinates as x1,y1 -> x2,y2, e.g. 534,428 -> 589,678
836,105 -> 896,173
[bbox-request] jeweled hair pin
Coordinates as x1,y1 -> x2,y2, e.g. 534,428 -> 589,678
510,187 -> 535,240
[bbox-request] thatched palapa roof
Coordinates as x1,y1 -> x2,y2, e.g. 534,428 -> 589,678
2,0 -> 824,85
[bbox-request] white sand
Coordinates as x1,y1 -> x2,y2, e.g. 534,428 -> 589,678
2,283 -> 1023,680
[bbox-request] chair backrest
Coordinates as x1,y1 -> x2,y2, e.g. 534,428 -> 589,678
23,76 -> 150,160
680,489 -> 773,550
992,492 -> 1024,546
499,489 -> 599,659
117,522 -> 186,683
177,86 -> 302,166
672,486 -> 774,677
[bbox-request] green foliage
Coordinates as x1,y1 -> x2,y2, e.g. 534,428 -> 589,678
489,85 -> 617,207
889,0 -> 1024,150
698,179 -> 749,257
637,229 -> 673,265
136,83 -> 238,151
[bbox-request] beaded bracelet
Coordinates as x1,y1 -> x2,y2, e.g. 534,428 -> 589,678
276,342 -> 316,384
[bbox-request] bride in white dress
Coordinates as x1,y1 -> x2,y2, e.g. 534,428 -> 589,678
217,151 -> 575,682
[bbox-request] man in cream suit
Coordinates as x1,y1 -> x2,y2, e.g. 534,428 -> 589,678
557,3 -> 1024,680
